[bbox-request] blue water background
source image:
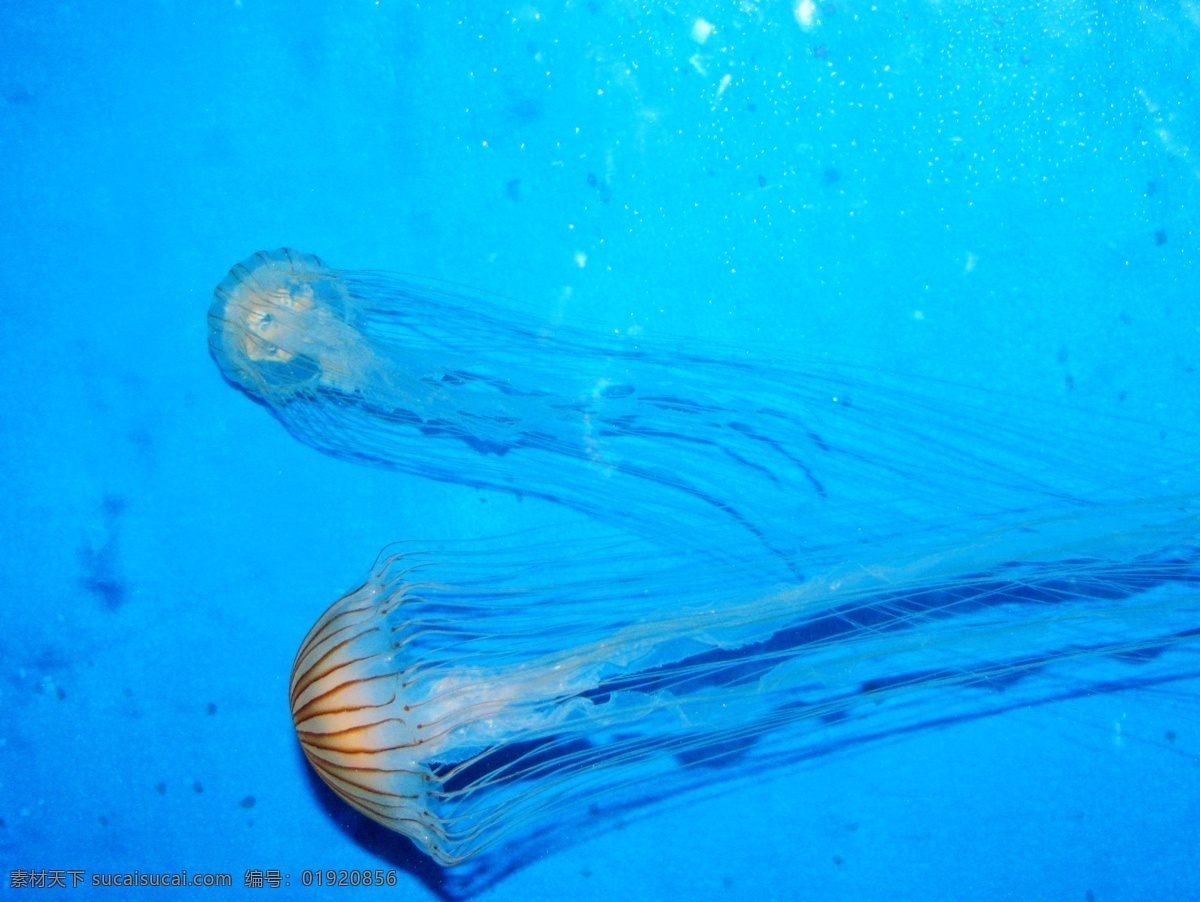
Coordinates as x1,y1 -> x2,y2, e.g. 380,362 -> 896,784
1,1 -> 1198,899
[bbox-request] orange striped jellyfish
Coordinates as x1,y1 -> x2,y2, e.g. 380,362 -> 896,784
289,504 -> 1200,879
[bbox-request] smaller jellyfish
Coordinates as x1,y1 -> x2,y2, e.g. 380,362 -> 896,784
210,250 -> 1196,574
209,248 -> 839,562
291,498 -> 1200,879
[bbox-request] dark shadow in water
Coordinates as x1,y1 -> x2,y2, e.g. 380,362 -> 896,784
77,495 -> 129,610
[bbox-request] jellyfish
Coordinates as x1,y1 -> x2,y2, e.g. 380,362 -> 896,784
209,249 -> 1190,572
209,250 -> 1200,883
291,504 -> 1200,883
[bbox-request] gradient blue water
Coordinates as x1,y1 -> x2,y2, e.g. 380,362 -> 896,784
1,2 -> 1198,899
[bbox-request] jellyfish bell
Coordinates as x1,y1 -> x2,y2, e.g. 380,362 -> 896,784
289,560 -> 597,866
289,576 -> 444,856
208,249 -> 371,398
